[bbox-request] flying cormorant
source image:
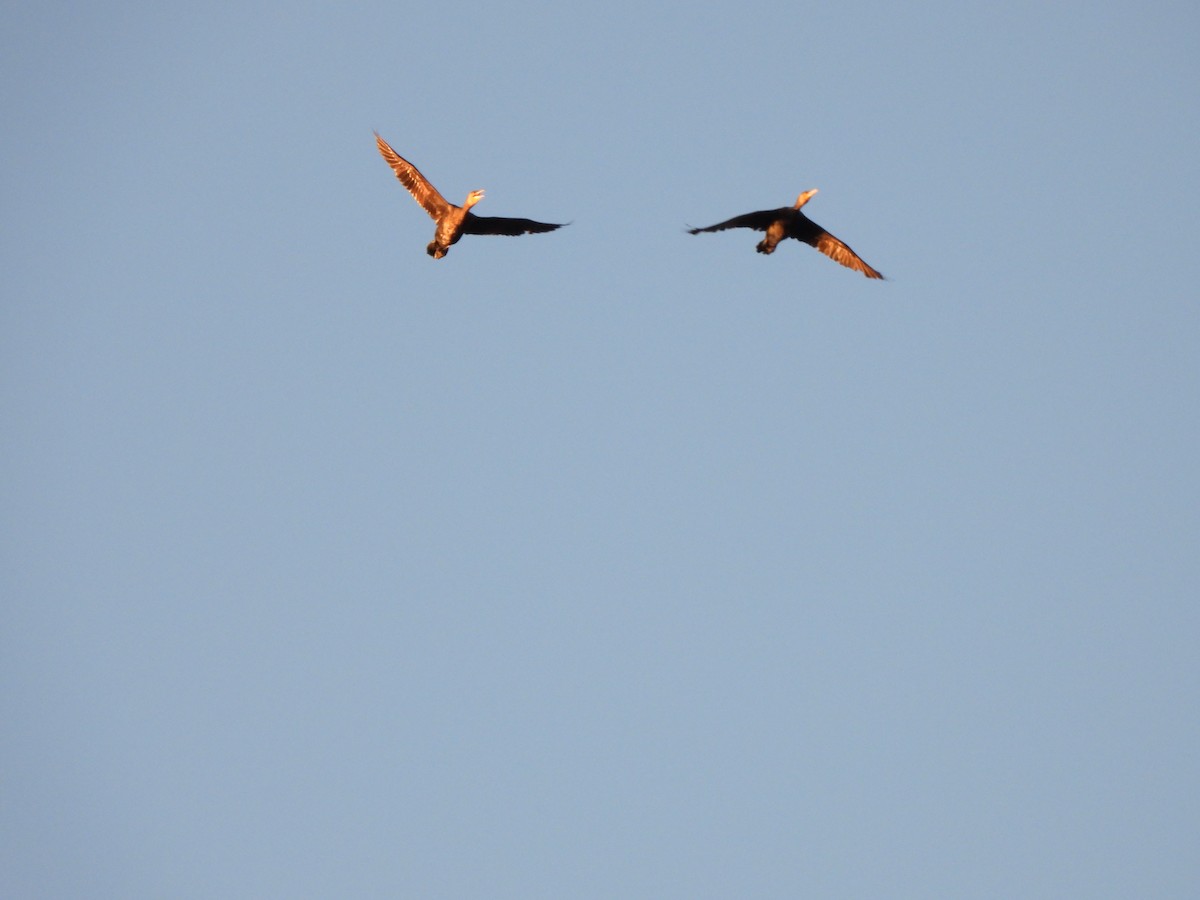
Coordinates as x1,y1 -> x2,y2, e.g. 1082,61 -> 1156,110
688,189 -> 884,279
375,132 -> 566,259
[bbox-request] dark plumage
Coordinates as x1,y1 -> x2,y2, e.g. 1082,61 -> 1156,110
688,189 -> 884,279
375,132 -> 565,259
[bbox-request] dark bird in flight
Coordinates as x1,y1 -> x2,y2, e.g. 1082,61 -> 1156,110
374,132 -> 566,259
688,189 -> 884,279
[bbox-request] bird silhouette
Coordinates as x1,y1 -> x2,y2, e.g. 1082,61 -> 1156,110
375,132 -> 566,259
688,189 -> 883,278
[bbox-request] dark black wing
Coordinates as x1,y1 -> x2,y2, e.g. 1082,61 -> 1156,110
687,208 -> 786,234
460,213 -> 566,236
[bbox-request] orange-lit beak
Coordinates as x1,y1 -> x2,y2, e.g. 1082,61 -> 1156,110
795,188 -> 819,208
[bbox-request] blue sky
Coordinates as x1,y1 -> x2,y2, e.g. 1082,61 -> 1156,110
3,2 -> 1198,896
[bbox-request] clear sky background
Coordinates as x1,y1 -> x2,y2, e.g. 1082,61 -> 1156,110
3,2 -> 1198,897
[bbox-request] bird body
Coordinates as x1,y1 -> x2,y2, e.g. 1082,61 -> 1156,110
688,189 -> 884,279
375,132 -> 565,259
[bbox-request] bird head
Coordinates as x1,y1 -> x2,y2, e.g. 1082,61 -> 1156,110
464,189 -> 485,209
794,189 -> 818,209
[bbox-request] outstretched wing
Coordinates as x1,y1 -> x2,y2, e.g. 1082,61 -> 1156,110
687,209 -> 782,234
374,132 -> 452,220
461,214 -> 566,236
813,230 -> 885,279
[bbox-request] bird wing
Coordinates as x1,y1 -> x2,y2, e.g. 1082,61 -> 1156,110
460,214 -> 566,236
374,132 -> 452,220
813,230 -> 885,279
687,209 -> 781,234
